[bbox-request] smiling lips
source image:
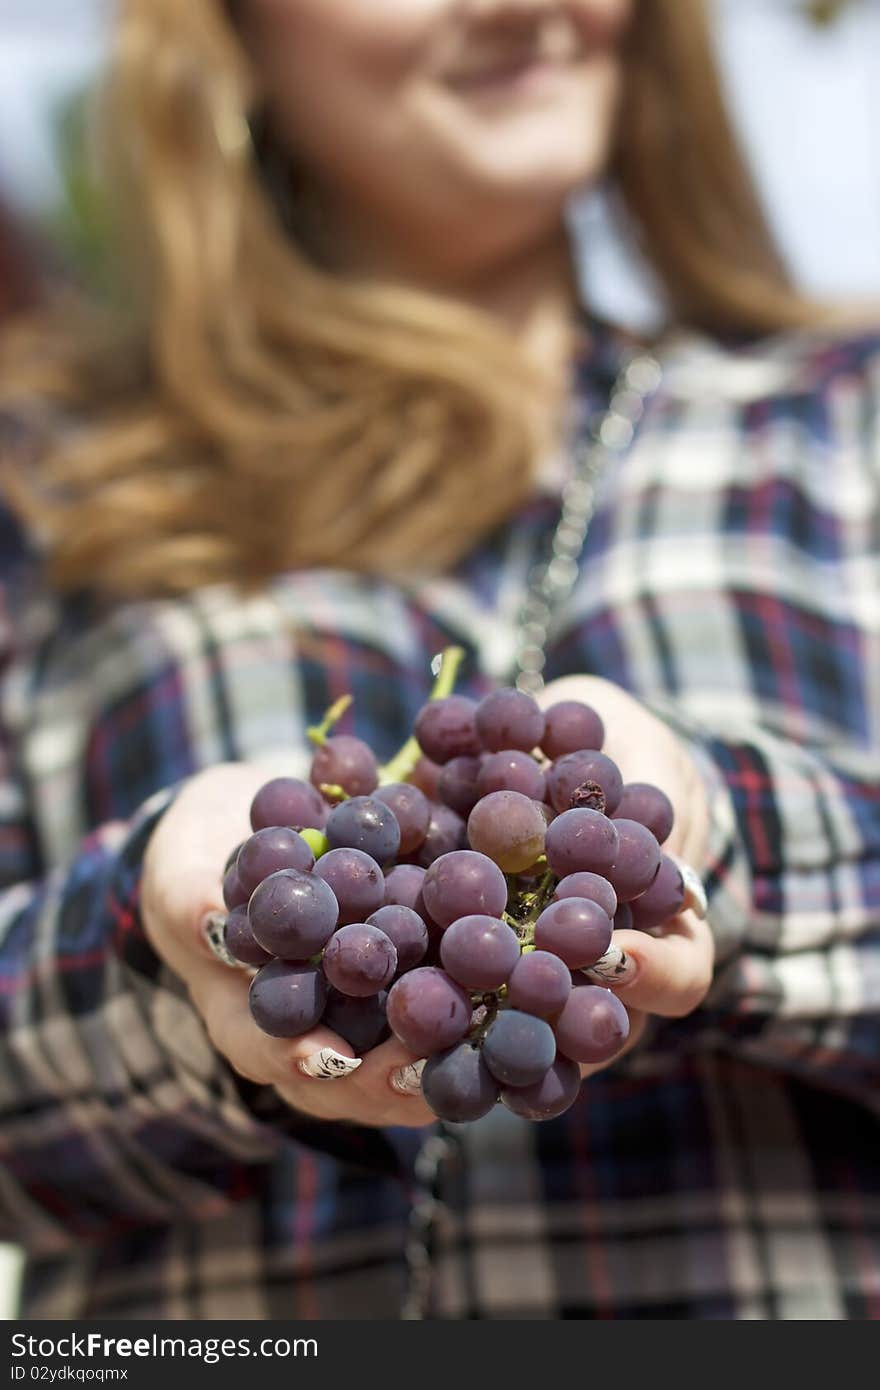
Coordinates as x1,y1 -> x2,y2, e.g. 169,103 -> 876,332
446,55 -> 567,94
442,27 -> 581,95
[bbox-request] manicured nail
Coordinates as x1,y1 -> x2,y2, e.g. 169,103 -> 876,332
297,1049 -> 363,1079
670,857 -> 708,919
389,1059 -> 426,1096
581,943 -> 638,987
202,910 -> 251,970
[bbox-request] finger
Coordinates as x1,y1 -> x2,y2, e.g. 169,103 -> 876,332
589,912 -> 714,1017
186,956 -> 360,1088
187,956 -> 437,1124
276,1034 -> 436,1127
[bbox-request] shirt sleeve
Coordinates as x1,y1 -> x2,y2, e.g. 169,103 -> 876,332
631,335 -> 880,1110
643,656 -> 880,1111
0,517 -> 399,1258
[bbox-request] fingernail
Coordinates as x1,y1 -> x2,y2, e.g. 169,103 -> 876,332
671,857 -> 708,919
389,1059 -> 426,1096
297,1049 -> 363,1079
581,943 -> 638,987
202,910 -> 251,970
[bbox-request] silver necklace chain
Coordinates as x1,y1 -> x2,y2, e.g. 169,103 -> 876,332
401,346 -> 663,1321
512,349 -> 663,694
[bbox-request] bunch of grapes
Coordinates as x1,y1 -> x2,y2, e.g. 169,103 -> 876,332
217,654 -> 689,1124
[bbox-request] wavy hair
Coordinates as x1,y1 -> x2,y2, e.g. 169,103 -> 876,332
2,0 -> 819,598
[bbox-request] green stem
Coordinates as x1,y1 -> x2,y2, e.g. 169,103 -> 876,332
307,694 -> 353,748
378,646 -> 466,785
318,783 -> 348,803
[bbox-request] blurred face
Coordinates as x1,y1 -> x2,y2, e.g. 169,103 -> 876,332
241,0 -> 632,278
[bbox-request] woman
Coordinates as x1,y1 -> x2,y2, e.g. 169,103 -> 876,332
0,0 -> 877,1319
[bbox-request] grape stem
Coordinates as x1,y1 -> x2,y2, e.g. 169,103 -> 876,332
507,870 -> 557,949
377,645 -> 466,786
307,695 -> 354,748
318,783 -> 348,802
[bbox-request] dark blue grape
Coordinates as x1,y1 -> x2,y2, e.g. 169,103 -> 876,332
422,1043 -> 499,1122
224,904 -> 273,967
482,1010 -> 556,1087
322,988 -> 389,1054
313,847 -> 384,925
325,796 -> 401,864
249,960 -> 326,1038
248,869 -> 338,958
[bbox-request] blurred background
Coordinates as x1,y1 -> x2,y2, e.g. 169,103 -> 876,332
0,0 -> 878,1318
1,0 -> 879,330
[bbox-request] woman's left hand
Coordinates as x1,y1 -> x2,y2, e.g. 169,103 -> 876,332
535,675 -> 716,1077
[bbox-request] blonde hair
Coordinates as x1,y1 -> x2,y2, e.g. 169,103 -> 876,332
3,0 -> 819,599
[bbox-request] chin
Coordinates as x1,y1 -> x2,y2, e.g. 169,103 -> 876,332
464,144 -> 606,205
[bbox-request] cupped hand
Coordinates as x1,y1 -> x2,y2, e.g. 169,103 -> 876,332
141,763 -> 435,1127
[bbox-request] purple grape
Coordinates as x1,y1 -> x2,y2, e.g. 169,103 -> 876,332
250,777 -> 328,833
439,915 -> 521,991
236,826 -> 315,896
224,904 -> 273,967
225,841 -> 246,873
474,688 -> 545,753
322,988 -> 390,1054
325,796 -> 401,864
222,863 -> 249,910
421,850 -> 508,930
553,871 -> 618,919
248,869 -> 338,958
546,750 -> 623,816
544,808 -> 619,877
414,696 -> 481,764
313,847 -> 385,925
383,863 -> 428,912
410,756 -> 442,800
613,782 -> 675,845
322,923 -> 397,997
386,967 -> 472,1055
373,782 -> 430,854
421,1043 -> 499,1123
539,701 -> 605,760
476,750 -> 546,801
310,735 -> 378,797
467,790 -> 547,873
606,818 -> 662,903
506,950 -> 572,1020
614,902 -> 634,932
416,803 -> 467,866
436,756 -> 483,816
533,897 -> 613,969
482,1010 -> 556,1087
501,1054 -> 582,1120
366,904 -> 428,973
553,985 -> 629,1063
629,855 -> 686,929
249,960 -> 326,1038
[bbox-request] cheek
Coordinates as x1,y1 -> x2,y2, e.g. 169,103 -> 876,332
251,0 -> 442,78
570,0 -> 635,48
249,0 -> 443,158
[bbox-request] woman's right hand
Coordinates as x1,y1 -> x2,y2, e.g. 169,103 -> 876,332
140,763 -> 435,1127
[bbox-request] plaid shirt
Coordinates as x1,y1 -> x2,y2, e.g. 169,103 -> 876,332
1,321 -> 878,1320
